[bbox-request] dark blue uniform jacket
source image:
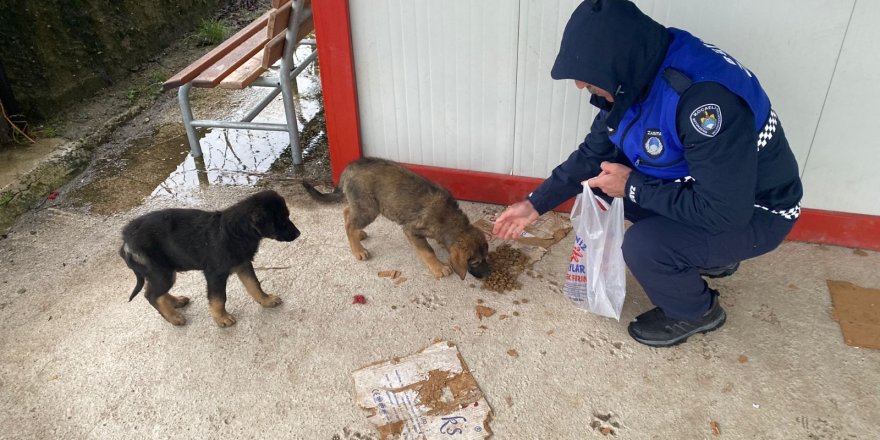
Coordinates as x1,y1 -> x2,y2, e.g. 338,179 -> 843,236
528,0 -> 803,234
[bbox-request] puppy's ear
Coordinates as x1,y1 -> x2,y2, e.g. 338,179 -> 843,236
250,210 -> 267,235
449,244 -> 468,280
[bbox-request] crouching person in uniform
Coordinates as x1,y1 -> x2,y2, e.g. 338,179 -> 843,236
493,0 -> 803,347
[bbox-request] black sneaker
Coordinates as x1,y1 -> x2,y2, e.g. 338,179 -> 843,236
627,291 -> 727,347
699,262 -> 740,278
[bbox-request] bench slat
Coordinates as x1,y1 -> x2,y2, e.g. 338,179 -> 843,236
191,30 -> 269,88
267,1 -> 293,40
219,13 -> 314,90
261,32 -> 288,72
162,11 -> 272,91
262,16 -> 314,69
219,51 -> 267,90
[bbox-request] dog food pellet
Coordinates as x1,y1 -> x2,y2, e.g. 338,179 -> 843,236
476,305 -> 496,320
507,349 -> 519,358
378,270 -> 400,278
352,295 -> 367,304
513,300 -> 520,305
394,276 -> 408,285
482,244 -> 530,293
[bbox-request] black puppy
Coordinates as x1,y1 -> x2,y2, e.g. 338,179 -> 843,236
119,190 -> 300,327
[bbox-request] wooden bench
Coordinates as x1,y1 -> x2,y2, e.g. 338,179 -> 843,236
162,0 -> 315,163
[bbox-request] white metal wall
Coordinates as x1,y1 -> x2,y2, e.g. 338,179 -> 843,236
348,0 -> 519,174
802,0 -> 880,215
512,0 -> 597,178
348,0 -> 879,215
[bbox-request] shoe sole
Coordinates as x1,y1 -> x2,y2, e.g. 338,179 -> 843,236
702,270 -> 736,279
628,310 -> 727,348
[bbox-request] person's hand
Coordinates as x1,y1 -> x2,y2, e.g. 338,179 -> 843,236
587,161 -> 632,198
493,200 -> 540,240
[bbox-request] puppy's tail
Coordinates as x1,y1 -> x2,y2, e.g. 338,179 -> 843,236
119,243 -> 147,301
301,181 -> 344,204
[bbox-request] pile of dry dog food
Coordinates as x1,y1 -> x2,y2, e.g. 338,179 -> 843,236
481,244 -> 530,293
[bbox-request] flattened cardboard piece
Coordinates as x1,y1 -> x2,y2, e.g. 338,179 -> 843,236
352,341 -> 492,439
472,211 -> 572,263
827,280 -> 880,349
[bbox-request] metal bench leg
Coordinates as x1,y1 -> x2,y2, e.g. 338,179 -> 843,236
178,83 -> 203,157
279,53 -> 302,165
278,0 -> 307,166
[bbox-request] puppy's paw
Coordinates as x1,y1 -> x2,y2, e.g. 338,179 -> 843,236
430,264 -> 453,279
164,312 -> 187,326
213,313 -> 237,328
173,296 -> 191,308
261,294 -> 283,308
352,249 -> 371,261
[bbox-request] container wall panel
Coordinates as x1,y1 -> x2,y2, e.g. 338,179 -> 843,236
349,0 -> 520,174
802,0 -> 880,215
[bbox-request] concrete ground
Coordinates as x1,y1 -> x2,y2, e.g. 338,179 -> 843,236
1,180 -> 878,439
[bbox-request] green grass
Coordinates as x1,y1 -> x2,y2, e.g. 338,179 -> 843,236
32,126 -> 58,138
126,70 -> 169,105
197,19 -> 231,46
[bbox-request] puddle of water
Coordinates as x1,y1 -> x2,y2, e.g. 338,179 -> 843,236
151,128 -> 293,203
0,138 -> 68,188
68,125 -> 192,215
153,44 -> 324,203
69,44 -> 326,214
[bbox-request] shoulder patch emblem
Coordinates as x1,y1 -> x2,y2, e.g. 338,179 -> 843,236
642,129 -> 664,159
690,104 -> 722,137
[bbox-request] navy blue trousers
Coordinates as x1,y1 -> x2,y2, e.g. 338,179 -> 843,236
606,196 -> 795,320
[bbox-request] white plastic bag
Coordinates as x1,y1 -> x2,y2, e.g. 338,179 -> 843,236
562,183 -> 626,320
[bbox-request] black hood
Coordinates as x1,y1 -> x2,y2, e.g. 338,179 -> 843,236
551,0 -> 670,130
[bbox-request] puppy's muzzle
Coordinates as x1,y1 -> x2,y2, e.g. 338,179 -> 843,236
278,224 -> 301,242
468,260 -> 490,279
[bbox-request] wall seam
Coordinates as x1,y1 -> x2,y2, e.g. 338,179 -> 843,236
801,0 -> 858,178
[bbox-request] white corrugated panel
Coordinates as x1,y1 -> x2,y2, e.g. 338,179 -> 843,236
512,0 -> 597,179
348,0 -> 519,174
802,0 -> 880,215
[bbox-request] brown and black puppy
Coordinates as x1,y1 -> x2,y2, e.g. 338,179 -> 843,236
119,190 -> 300,327
302,157 -> 490,280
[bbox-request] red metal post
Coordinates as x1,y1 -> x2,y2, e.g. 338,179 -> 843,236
312,0 -> 363,184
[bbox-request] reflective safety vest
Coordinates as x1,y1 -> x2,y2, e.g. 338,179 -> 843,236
607,28 -> 771,180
